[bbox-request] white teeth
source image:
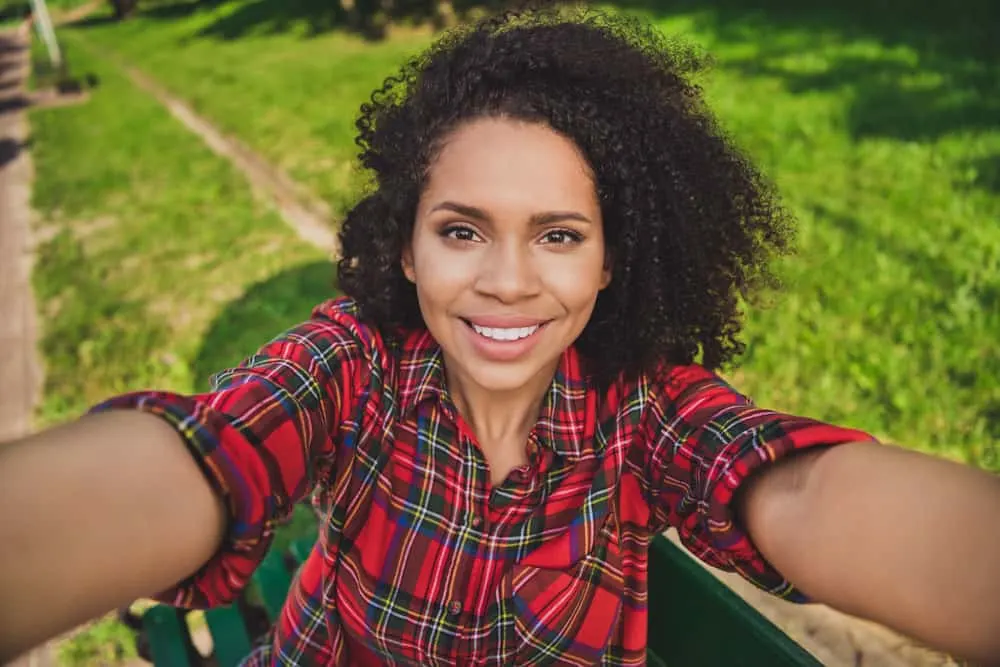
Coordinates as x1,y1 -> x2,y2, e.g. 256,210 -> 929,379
471,324 -> 540,341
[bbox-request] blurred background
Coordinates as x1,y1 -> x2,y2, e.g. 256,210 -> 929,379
1,0 -> 997,664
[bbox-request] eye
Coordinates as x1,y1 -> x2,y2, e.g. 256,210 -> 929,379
541,229 -> 584,245
440,225 -> 482,243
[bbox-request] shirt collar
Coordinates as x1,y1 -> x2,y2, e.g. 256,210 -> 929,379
396,327 -> 449,413
396,328 -> 592,461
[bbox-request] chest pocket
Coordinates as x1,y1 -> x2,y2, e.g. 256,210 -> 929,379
497,505 -> 625,666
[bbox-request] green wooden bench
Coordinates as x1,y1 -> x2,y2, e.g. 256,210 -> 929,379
122,533 -> 820,666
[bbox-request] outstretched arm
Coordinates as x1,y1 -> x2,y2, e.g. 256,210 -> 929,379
0,410 -> 226,662
0,298 -> 372,662
737,441 -> 1000,665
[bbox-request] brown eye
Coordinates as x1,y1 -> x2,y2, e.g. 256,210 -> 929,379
541,229 -> 584,245
440,225 -> 481,242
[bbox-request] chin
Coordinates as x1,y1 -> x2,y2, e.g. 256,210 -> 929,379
464,362 -> 546,394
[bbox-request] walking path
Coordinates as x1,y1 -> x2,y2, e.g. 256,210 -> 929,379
0,26 -> 51,667
0,30 -> 41,447
71,38 -> 338,255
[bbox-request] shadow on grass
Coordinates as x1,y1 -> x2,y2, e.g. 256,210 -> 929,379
66,12 -> 120,28
76,0 -> 515,41
0,136 -> 30,168
129,0 -> 349,39
965,154 -> 1000,195
618,0 -> 998,142
192,260 -> 340,389
69,0 -> 997,140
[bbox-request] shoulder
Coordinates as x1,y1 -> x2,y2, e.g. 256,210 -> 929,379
607,362 -> 750,415
656,364 -> 749,406
306,295 -> 434,388
607,363 -> 755,445
306,295 -> 398,361
311,295 -> 377,342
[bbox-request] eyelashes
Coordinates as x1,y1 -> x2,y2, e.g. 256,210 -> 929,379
541,229 -> 584,245
439,224 -> 584,246
440,225 -> 479,242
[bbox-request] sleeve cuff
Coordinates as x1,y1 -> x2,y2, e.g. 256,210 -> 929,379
679,413 -> 877,603
90,391 -> 277,608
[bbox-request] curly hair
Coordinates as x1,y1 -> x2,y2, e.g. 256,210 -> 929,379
336,4 -> 794,384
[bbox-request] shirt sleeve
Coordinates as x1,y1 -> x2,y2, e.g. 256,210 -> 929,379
637,364 -> 877,602
88,298 -> 374,608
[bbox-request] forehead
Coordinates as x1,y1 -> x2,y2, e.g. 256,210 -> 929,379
421,117 -> 598,211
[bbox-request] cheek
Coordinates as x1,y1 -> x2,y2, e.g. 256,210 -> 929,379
542,252 -> 607,312
412,246 -> 475,292
409,240 -> 475,317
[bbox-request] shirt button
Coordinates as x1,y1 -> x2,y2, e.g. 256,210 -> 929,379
448,600 -> 462,616
471,515 -> 482,529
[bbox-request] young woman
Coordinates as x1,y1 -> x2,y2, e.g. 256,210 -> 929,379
2,7 -> 998,666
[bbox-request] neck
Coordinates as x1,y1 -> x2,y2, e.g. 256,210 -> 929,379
444,361 -> 557,448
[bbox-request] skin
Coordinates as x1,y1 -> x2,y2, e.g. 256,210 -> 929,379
0,118 -> 998,664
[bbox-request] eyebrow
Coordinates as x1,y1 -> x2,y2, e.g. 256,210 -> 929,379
429,201 -> 593,225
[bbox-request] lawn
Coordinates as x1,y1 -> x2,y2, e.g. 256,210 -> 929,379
52,0 -> 1000,470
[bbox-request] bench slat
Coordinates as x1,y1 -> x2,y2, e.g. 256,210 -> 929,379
203,605 -> 254,667
142,606 -> 197,667
254,549 -> 294,621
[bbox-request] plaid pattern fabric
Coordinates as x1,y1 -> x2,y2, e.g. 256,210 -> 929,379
93,296 -> 873,666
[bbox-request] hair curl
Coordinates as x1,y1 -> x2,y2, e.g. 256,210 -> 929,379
337,5 -> 793,384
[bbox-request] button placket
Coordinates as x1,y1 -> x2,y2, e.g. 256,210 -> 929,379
442,436 -> 488,633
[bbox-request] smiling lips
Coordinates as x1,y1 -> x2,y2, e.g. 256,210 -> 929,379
461,317 -> 550,361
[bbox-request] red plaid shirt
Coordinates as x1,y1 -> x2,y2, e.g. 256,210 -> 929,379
94,296 -> 872,665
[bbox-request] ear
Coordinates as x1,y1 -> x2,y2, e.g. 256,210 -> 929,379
600,255 -> 613,289
401,245 -> 416,283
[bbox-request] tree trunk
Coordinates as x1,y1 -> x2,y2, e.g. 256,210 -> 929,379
108,0 -> 139,20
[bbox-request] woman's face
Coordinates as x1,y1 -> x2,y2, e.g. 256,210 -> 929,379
403,117 -> 611,395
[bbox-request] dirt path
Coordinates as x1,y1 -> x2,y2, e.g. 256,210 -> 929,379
0,27 -> 50,667
69,37 -> 338,257
0,31 -> 41,447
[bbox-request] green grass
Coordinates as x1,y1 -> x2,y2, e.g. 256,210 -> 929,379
58,0 -> 1000,470
28,30 -> 332,665
30,32 -> 334,425
55,616 -> 139,666
63,0 -> 437,215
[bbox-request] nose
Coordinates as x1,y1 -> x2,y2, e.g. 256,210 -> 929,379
473,239 -> 541,303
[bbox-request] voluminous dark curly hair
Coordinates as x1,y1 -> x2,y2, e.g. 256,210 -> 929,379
337,4 -> 794,385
